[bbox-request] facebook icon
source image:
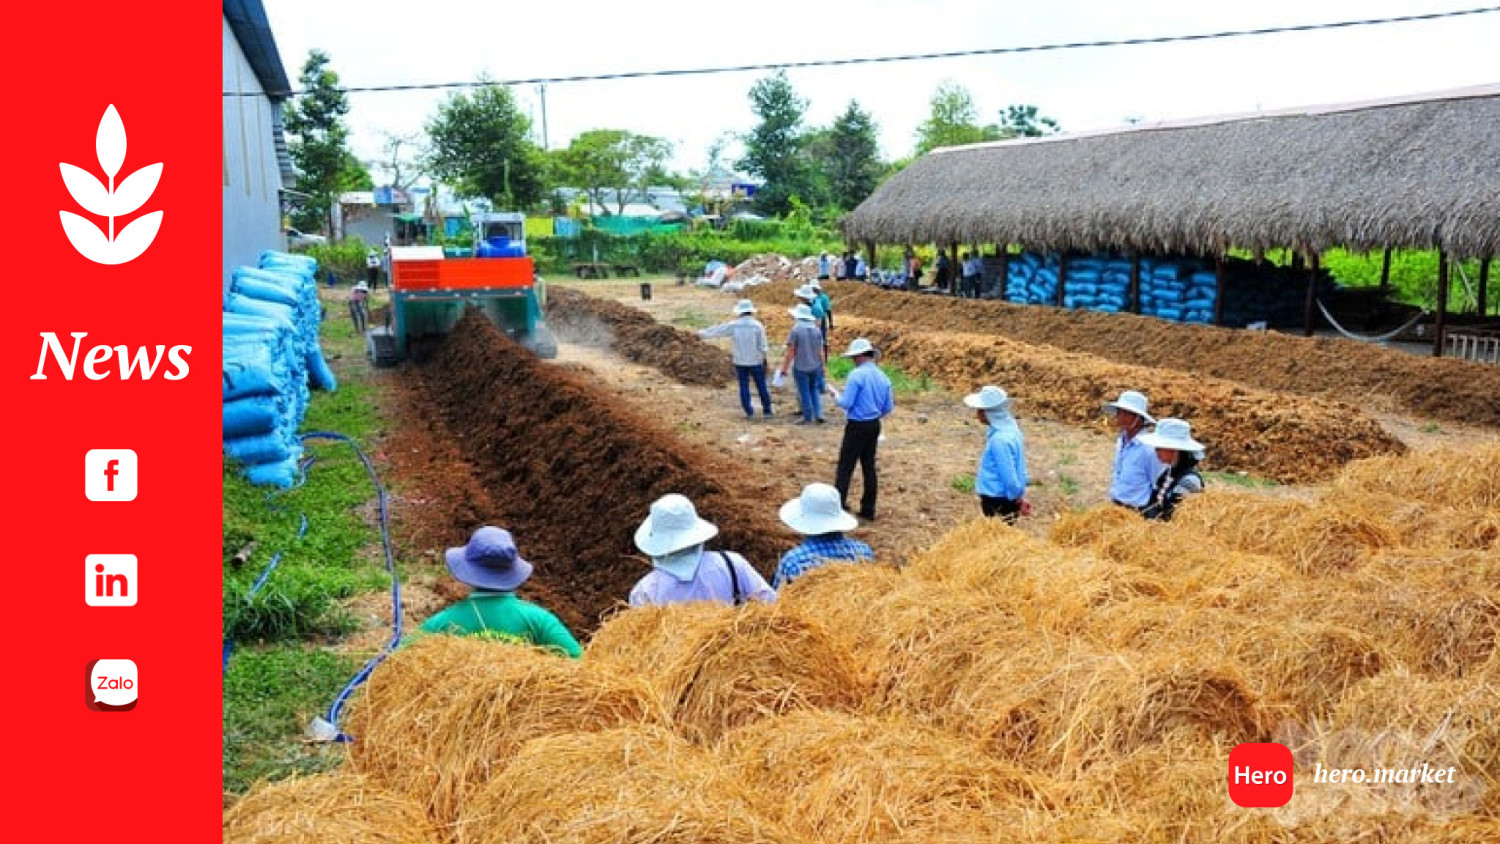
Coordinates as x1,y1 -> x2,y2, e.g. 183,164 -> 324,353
85,449 -> 138,501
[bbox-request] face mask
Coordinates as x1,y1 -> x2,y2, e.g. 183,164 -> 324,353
653,543 -> 705,581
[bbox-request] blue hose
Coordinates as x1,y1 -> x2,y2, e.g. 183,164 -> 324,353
298,431 -> 404,742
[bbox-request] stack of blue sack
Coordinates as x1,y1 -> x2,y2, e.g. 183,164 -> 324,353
222,250 -> 339,488
1003,252 -> 1061,304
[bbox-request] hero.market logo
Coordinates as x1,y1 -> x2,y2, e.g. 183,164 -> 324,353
59,105 -> 163,265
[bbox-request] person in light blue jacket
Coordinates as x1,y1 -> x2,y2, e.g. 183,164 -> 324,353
963,386 -> 1029,521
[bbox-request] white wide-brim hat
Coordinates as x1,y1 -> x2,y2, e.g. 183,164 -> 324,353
789,303 -> 816,321
1138,418 -> 1204,453
733,299 -> 757,315
352,281 -> 369,292
963,385 -> 1011,411
779,483 -> 858,535
1102,389 -> 1155,424
841,337 -> 877,357
634,493 -> 719,558
809,278 -> 823,289
794,284 -> 817,300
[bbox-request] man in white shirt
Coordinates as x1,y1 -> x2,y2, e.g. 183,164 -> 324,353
698,299 -> 773,419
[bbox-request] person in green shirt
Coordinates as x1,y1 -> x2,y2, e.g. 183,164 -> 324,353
417,526 -> 582,658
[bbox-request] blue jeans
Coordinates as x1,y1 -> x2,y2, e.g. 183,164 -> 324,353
735,364 -> 773,416
794,369 -> 822,422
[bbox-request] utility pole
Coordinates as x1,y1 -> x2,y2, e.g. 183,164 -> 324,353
537,83 -> 549,150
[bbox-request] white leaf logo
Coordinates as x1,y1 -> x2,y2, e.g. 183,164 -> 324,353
59,105 -> 163,265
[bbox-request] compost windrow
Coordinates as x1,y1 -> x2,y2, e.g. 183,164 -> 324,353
406,310 -> 789,636
547,287 -> 732,387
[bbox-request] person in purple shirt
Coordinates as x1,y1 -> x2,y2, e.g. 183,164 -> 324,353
627,494 -> 775,607
1102,389 -> 1164,510
832,338 -> 895,520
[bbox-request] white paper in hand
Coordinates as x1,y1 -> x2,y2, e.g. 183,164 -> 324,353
771,370 -> 785,388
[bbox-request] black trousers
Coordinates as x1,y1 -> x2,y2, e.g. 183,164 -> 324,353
835,419 -> 882,516
980,495 -> 1021,522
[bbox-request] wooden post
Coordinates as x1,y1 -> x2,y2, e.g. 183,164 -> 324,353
1213,255 -> 1226,326
1379,246 -> 1392,294
1056,253 -> 1069,308
1302,251 -> 1318,337
997,248 -> 1010,301
865,240 -> 876,277
1477,256 -> 1490,316
1433,250 -> 1449,357
1129,252 -> 1141,314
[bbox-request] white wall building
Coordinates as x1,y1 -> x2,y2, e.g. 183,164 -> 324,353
222,0 -> 296,298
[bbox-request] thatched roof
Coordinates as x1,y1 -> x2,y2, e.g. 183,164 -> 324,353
843,85 -> 1500,260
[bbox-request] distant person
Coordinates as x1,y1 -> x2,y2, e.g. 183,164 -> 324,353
628,494 -> 775,606
934,249 -> 952,293
854,253 -> 868,281
905,247 -> 923,289
832,338 -> 895,520
365,249 -> 381,289
961,252 -> 982,299
773,483 -> 874,588
698,299 -> 773,420
963,386 -> 1029,521
418,527 -> 581,657
776,301 -> 827,425
812,279 -> 834,331
818,251 -> 832,281
845,252 -> 860,281
1139,418 -> 1206,521
1102,389 -> 1163,511
349,280 -> 370,335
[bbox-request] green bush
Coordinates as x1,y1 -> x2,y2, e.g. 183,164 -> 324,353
1322,249 -> 1488,310
529,222 -> 844,276
304,238 -> 370,283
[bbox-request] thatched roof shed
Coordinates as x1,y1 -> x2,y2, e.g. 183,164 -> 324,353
843,85 -> 1500,261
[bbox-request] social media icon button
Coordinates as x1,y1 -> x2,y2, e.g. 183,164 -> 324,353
85,554 -> 137,607
85,449 -> 137,501
86,659 -> 138,711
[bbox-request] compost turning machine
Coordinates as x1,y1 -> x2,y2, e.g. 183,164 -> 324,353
367,214 -> 557,365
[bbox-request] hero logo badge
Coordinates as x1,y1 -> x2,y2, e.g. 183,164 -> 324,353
59,105 -> 163,265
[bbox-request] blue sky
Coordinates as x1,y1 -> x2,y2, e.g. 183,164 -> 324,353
259,0 -> 1500,182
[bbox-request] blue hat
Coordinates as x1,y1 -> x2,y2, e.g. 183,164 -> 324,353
445,527 -> 533,591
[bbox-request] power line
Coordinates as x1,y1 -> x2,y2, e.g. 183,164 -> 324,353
229,6 -> 1500,98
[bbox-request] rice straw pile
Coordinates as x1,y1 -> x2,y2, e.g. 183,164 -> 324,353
344,636 -> 666,826
224,772 -> 439,844
456,725 -> 795,844
649,601 -> 870,743
1333,446 -> 1500,510
584,600 -> 733,677
721,709 -> 1057,842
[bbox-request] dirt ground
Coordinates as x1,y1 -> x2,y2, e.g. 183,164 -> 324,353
352,277 -> 1498,642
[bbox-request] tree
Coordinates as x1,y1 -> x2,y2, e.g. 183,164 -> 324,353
283,50 -> 362,235
425,80 -> 545,209
913,81 -> 1002,156
820,100 -> 882,213
998,104 -> 1061,138
551,129 -> 672,216
376,130 -> 426,191
737,71 -> 812,217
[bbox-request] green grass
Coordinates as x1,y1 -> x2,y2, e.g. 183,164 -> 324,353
1419,422 -> 1441,434
827,357 -> 937,396
1203,470 -> 1278,489
223,645 -> 361,794
1058,473 -> 1081,496
223,293 -> 398,794
950,474 -> 976,494
670,308 -> 715,330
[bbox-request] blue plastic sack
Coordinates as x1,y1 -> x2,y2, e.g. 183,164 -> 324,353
223,395 -> 281,438
225,431 -> 296,465
307,348 -> 338,391
244,457 -> 301,489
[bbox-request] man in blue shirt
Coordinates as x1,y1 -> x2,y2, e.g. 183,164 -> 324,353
1102,389 -> 1163,510
832,338 -> 895,520
773,483 -> 874,588
964,385 -> 1028,521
